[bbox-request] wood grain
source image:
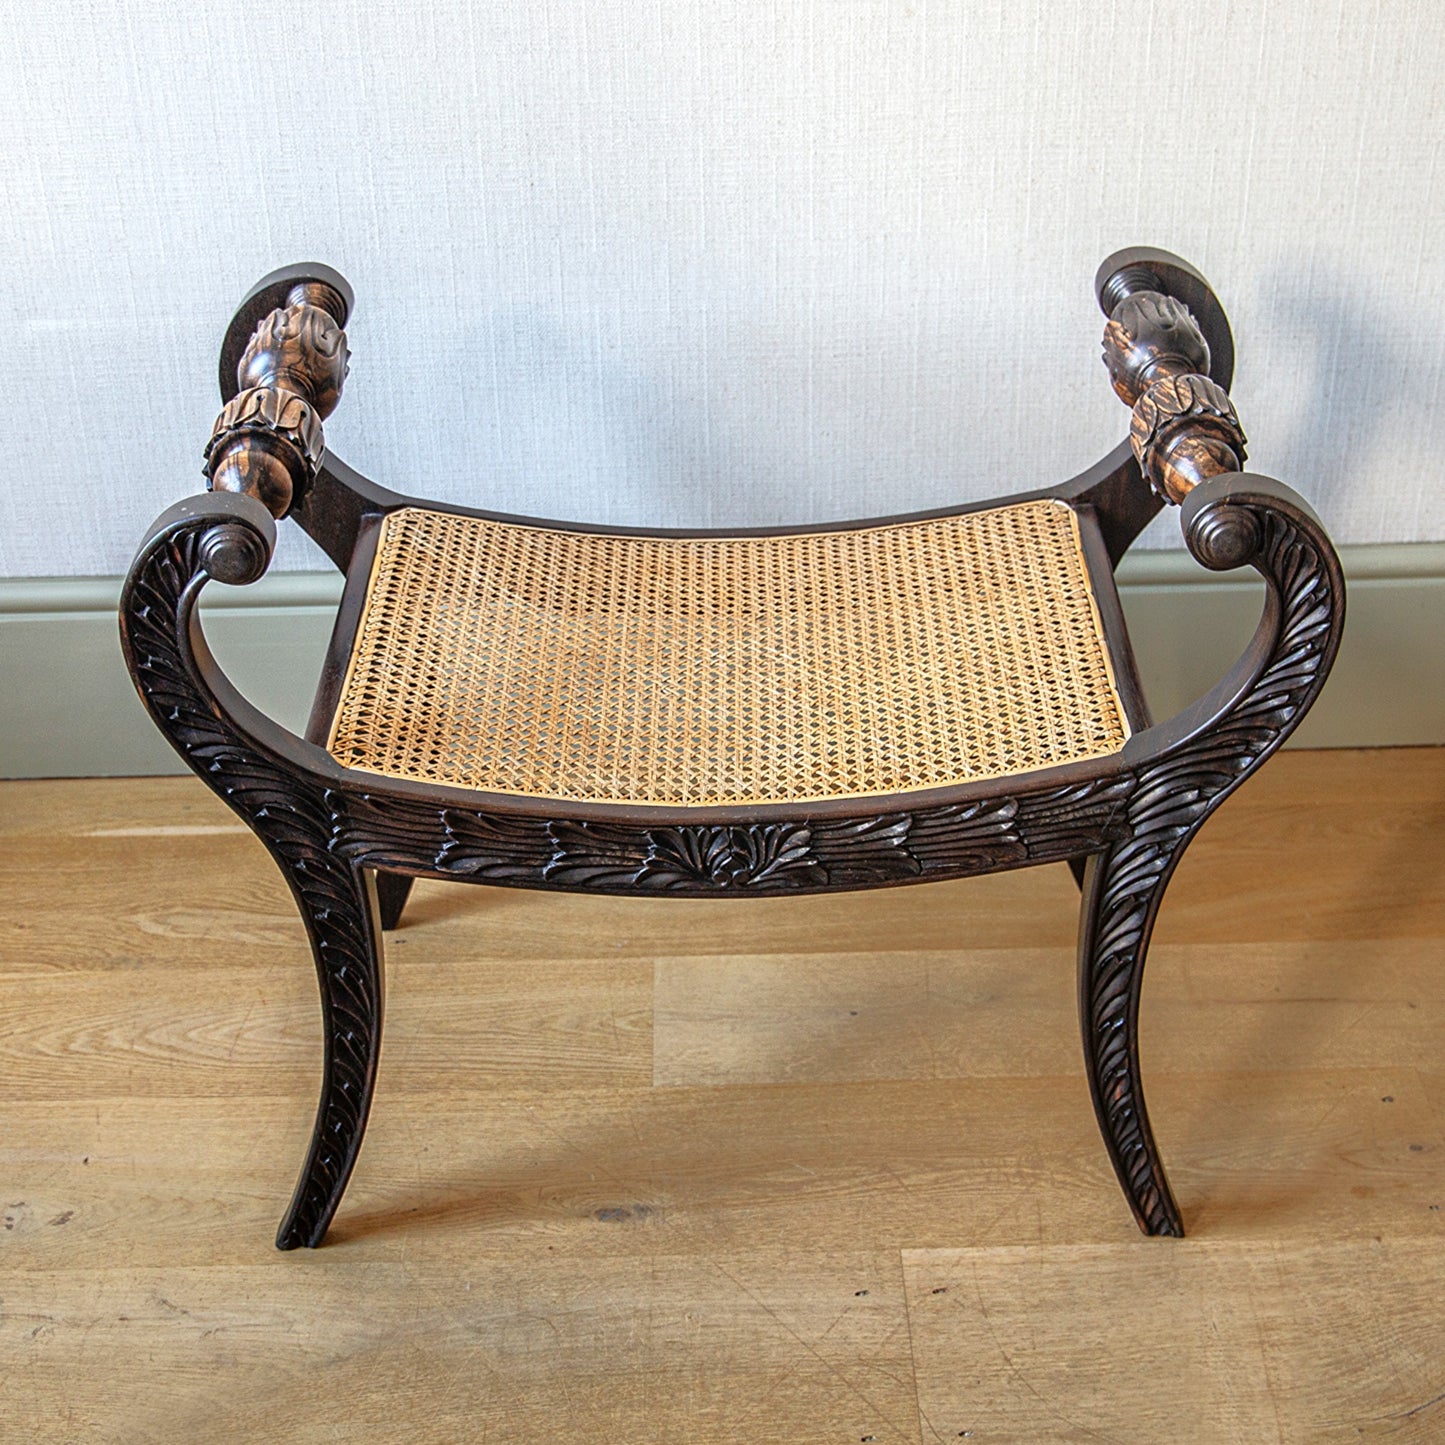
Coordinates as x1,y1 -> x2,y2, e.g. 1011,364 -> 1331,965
0,1252 -> 920,1445
3,1066 -> 1438,1276
1,749 -> 1442,1438
904,1238 -> 1445,1442
654,938 -> 1445,1086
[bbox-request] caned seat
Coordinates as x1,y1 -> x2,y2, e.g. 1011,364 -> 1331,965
121,249 -> 1345,1249
326,500 -> 1131,807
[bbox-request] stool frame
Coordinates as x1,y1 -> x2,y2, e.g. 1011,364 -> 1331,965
120,248 -> 1344,1248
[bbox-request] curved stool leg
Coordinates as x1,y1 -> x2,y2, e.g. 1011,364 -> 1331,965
1077,839 -> 1186,1237
118,501 -> 387,1248
374,870 -> 414,931
275,860 -> 384,1250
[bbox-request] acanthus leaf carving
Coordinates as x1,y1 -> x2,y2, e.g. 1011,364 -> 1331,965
1081,502 -> 1341,1236
810,813 -> 920,885
1016,776 -> 1137,858
906,798 -> 1026,872
542,821 -> 652,890
120,516 -> 381,1249
329,791 -> 554,879
544,821 -> 827,891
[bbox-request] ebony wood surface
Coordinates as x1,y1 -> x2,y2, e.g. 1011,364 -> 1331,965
206,265 -> 352,518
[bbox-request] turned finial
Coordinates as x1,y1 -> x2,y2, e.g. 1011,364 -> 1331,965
204,278 -> 350,517
1099,265 -> 1246,504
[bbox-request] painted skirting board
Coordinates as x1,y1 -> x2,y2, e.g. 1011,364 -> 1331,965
1,544 -> 1440,779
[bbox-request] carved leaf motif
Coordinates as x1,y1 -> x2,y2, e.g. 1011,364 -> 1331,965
544,821 -> 826,890
205,386 -> 323,471
810,813 -> 920,885
738,824 -> 825,887
330,792 -> 553,878
240,303 -> 350,414
543,821 -> 653,889
439,809 -> 553,877
329,791 -> 444,864
639,825 -> 736,886
906,798 -> 1025,872
120,518 -> 380,1248
641,824 -> 825,890
1081,504 -> 1340,1236
1015,776 -> 1137,859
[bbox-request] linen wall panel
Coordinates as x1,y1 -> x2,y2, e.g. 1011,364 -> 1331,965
1,0 -> 1441,576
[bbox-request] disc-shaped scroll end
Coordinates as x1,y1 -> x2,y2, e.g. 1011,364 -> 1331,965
1184,493 -> 1263,571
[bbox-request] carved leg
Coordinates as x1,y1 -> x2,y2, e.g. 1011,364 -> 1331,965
373,870 -> 415,931
1077,839 -> 1185,1237
275,860 -> 385,1250
119,500 -> 386,1249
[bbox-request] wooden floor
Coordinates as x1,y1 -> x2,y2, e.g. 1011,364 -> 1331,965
2,749 -> 1443,1442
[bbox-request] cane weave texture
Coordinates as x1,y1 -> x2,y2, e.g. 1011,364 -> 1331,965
326,500 -> 1130,807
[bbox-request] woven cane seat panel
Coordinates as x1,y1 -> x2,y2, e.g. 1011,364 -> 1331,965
326,500 -> 1130,807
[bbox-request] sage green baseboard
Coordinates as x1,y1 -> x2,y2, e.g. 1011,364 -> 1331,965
2,544 -> 1441,779
2,572 -> 347,779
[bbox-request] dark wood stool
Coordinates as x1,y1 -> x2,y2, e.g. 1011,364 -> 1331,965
120,248 -> 1344,1248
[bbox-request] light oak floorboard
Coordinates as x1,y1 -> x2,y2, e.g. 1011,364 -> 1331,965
2,1068 -> 1439,1276
903,1239 -> 1445,1442
1,1252 -> 921,1445
1,749 -> 1442,1440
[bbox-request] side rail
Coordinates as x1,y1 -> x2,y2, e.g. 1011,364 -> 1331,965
1076,252 -> 1347,1236
119,270 -> 381,1251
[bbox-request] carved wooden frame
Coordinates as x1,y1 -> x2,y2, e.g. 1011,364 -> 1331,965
120,249 -> 1344,1248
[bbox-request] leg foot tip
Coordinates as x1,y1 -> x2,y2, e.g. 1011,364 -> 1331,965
1141,1212 -> 1186,1239
275,1221 -> 325,1250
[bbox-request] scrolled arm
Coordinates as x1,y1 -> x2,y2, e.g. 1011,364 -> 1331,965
205,267 -> 352,518
132,489 -> 277,587
1118,469 -> 1345,770
1091,254 -> 1345,759
119,490 -> 343,798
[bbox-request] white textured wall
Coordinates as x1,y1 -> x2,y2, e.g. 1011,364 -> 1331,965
2,0 -> 1443,576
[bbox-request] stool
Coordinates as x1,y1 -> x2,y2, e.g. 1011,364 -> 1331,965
120,248 -> 1345,1248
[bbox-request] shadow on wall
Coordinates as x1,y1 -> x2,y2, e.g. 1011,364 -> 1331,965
1262,263 -> 1422,540
449,300 -> 743,529
422,284 -> 1042,531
